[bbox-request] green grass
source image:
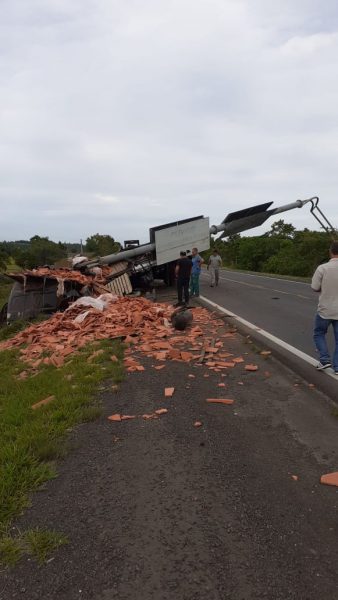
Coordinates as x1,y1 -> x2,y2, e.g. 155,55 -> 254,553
0,338 -> 124,565
0,280 -> 12,307
0,528 -> 68,565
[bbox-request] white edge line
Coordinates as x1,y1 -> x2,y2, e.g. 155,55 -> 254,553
200,295 -> 338,382
201,268 -> 309,286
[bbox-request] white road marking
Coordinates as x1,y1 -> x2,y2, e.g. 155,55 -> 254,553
201,272 -> 313,300
200,295 -> 338,382
219,269 -> 310,286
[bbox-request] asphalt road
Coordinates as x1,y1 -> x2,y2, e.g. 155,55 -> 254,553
200,269 -> 330,357
2,317 -> 338,600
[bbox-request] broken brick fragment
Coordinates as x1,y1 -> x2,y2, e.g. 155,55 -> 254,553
320,472 -> 338,487
107,414 -> 122,421
31,395 -> 55,410
206,399 -> 234,405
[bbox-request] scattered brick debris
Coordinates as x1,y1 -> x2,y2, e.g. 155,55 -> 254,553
194,421 -> 202,428
31,395 -> 55,410
165,387 -> 175,398
88,349 -> 105,362
155,408 -> 168,415
206,399 -> 234,405
320,472 -> 338,487
245,364 -> 259,372
107,414 -> 122,421
181,351 -> 194,361
291,475 -> 298,481
142,414 -> 157,420
260,351 -> 271,356
1,298 -> 219,371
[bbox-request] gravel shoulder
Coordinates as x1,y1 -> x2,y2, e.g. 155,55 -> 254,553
1,309 -> 338,600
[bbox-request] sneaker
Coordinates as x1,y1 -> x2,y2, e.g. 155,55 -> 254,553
316,362 -> 332,370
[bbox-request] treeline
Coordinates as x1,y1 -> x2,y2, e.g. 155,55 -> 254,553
203,220 -> 336,277
1,221 -> 335,277
0,234 -> 121,271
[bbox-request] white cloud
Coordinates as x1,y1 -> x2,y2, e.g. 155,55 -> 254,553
1,0 -> 338,243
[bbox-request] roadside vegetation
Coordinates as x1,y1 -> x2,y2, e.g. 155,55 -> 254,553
0,276 -> 12,307
0,234 -> 120,272
0,338 -> 124,566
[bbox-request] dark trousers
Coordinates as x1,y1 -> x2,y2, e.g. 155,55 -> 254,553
177,277 -> 190,304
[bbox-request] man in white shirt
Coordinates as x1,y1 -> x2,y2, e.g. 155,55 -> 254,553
311,241 -> 338,374
207,250 -> 222,287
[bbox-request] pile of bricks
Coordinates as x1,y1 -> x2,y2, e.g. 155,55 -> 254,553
0,298 -> 217,368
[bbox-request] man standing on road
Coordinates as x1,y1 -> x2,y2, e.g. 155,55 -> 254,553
190,247 -> 203,297
311,240 -> 338,374
175,251 -> 192,306
207,249 -> 222,287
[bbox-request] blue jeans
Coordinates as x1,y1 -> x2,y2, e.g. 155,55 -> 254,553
313,313 -> 338,370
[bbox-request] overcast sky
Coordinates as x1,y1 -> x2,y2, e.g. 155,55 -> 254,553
1,0 -> 338,244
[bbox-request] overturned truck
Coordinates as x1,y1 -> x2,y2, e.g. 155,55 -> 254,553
2,197 -> 334,323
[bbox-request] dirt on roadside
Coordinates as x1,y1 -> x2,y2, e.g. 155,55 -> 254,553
1,300 -> 338,600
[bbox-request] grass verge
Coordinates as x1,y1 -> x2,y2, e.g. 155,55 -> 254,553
0,279 -> 12,308
0,338 -> 124,565
0,528 -> 68,566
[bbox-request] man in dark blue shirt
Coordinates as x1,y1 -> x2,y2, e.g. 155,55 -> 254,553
175,251 -> 192,306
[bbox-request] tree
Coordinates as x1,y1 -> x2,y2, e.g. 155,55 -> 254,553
0,251 -> 7,272
268,220 -> 296,239
13,236 -> 67,269
0,242 -> 10,271
85,234 -> 121,257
